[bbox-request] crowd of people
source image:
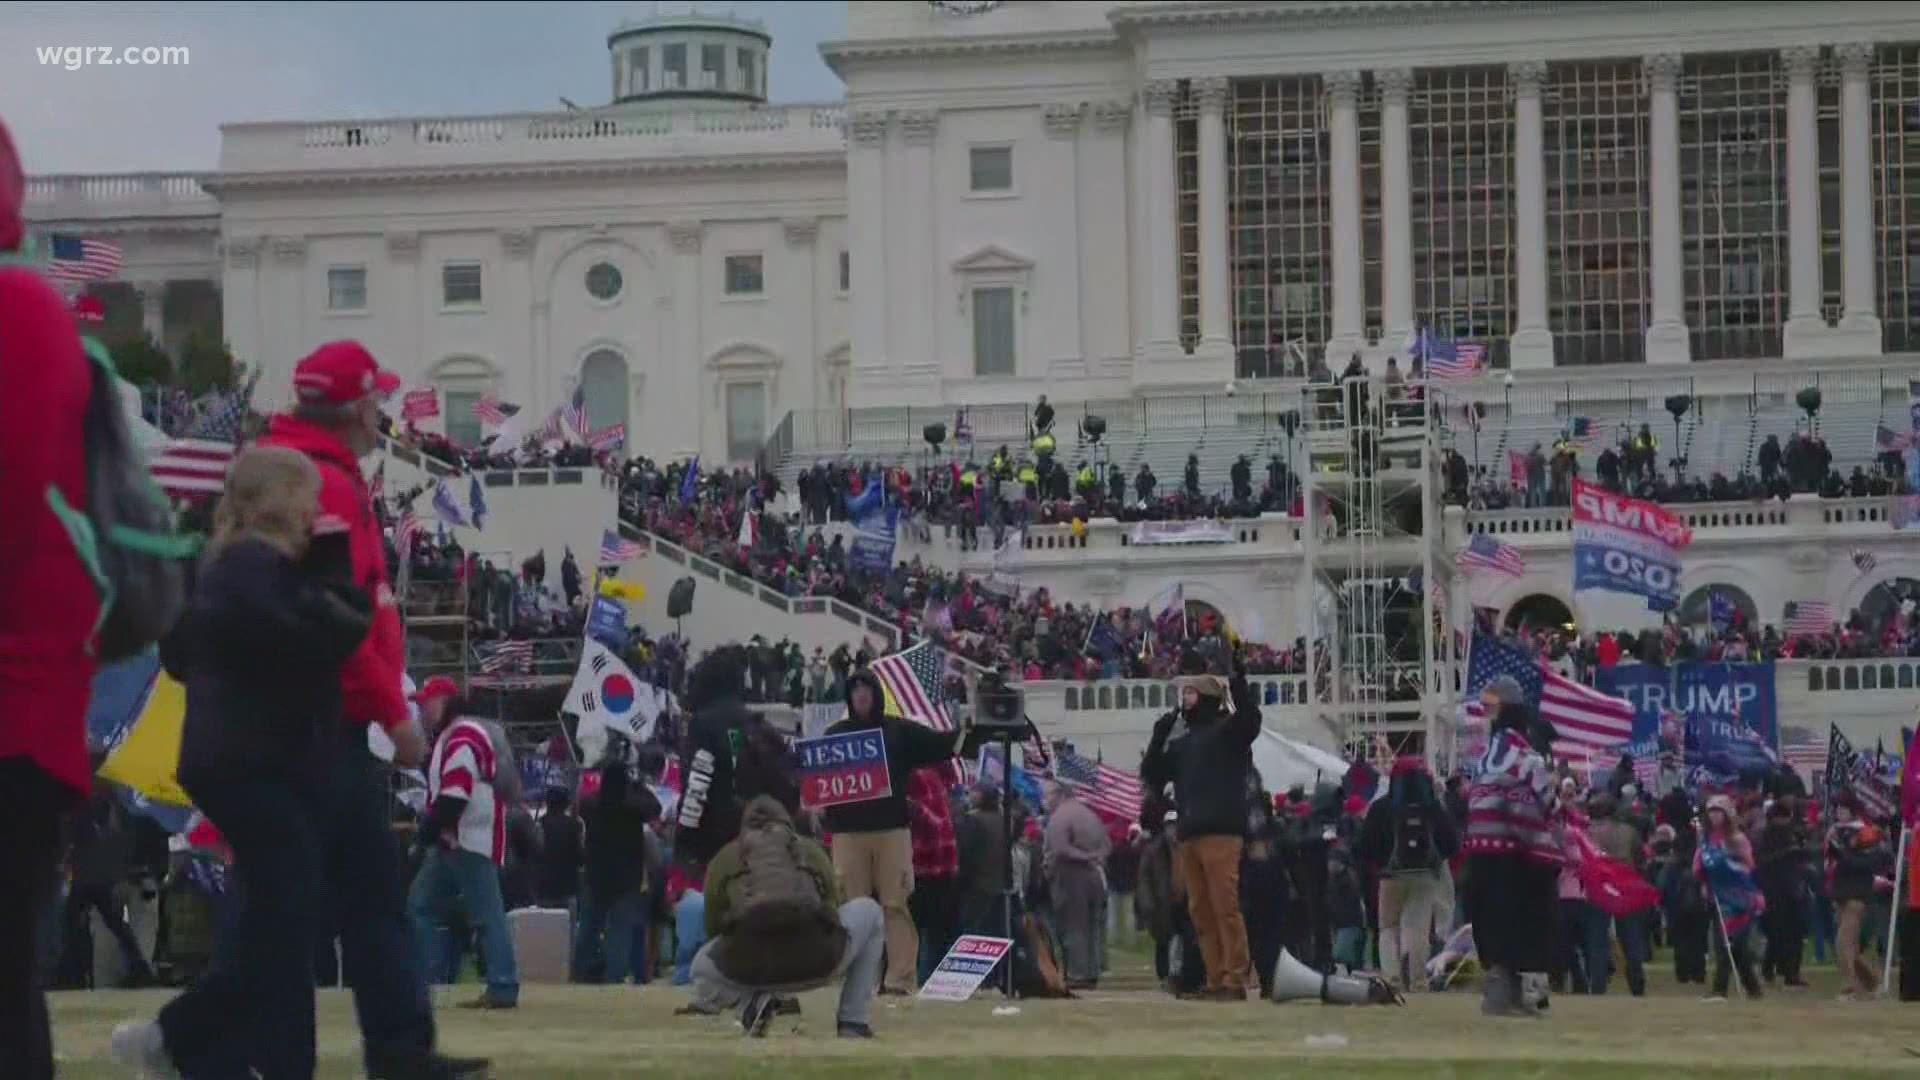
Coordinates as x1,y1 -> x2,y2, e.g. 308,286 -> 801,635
1449,424 -> 1912,510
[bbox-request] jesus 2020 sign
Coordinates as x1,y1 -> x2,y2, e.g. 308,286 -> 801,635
796,730 -> 892,809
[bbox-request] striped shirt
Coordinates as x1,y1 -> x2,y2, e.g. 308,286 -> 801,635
428,718 -> 506,865
1462,727 -> 1562,866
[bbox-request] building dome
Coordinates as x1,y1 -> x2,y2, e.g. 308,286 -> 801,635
607,6 -> 771,106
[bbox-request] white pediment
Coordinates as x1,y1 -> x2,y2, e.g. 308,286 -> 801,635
951,244 -> 1034,275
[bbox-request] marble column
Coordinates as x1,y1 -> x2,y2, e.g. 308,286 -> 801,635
783,218 -> 820,413
1142,79 -> 1182,359
1782,45 -> 1827,353
1326,70 -> 1366,366
667,219 -> 704,460
1837,42 -> 1883,349
1043,102 -> 1088,367
1509,61 -> 1555,369
136,280 -> 166,346
1644,54 -> 1691,364
897,109 -> 939,379
848,110 -> 890,379
1195,76 -> 1233,358
1378,68 -> 1415,362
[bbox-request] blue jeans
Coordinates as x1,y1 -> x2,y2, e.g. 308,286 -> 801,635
1332,927 -> 1366,971
673,892 -> 706,986
409,848 -> 519,1005
574,888 -> 647,985
1809,892 -> 1836,964
1587,910 -> 1648,996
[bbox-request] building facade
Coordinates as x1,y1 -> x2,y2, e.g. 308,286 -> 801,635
21,1 -> 1920,461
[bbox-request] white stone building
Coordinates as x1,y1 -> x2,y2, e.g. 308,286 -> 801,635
22,1 -> 1920,463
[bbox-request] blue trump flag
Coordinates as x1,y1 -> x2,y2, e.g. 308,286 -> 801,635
1593,662 -> 1778,788
587,595 -> 629,653
679,457 -> 699,503
469,474 -> 488,531
848,483 -> 897,574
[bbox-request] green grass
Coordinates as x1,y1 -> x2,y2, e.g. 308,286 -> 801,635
50,960 -> 1919,1078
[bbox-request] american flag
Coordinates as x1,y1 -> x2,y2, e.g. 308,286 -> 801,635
478,639 -> 534,674
1465,634 -> 1635,767
1781,731 -> 1829,775
150,377 -> 256,501
473,394 -> 509,428
1566,416 -> 1603,452
1425,341 -> 1486,381
563,386 -> 588,439
1054,747 -> 1144,826
46,235 -> 123,283
869,641 -> 953,732
1851,548 -> 1877,574
598,527 -> 642,565
1782,600 -> 1835,637
393,505 -> 425,560
588,423 -> 626,453
1456,532 -> 1526,579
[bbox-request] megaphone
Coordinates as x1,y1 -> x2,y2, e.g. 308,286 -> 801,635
1269,949 -> 1404,1006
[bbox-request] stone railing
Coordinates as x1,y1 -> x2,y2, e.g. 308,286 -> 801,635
223,103 -> 847,173
1456,493 -> 1894,544
22,172 -> 216,220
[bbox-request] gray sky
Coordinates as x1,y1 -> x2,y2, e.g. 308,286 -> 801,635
2,1 -> 847,174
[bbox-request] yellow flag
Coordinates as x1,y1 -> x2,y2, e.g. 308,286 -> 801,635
599,576 -> 645,604
97,672 -> 191,807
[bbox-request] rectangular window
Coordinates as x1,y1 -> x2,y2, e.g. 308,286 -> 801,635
738,47 -> 757,96
663,43 -> 686,88
725,382 -> 766,462
700,44 -> 724,90
441,262 -> 483,307
969,146 -> 1013,192
628,47 -> 649,95
443,390 -> 481,448
724,253 -> 765,295
972,286 -> 1016,376
838,250 -> 851,293
327,266 -> 366,311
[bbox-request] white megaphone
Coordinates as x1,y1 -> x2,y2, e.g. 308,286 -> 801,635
1269,949 -> 1404,1006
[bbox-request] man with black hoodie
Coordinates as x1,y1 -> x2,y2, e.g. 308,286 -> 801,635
823,669 -> 970,995
675,647 -> 799,871
1140,653 -> 1262,1000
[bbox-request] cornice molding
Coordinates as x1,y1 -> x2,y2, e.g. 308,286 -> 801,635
820,29 -> 1121,76
19,219 -> 220,238
201,151 -> 847,194
1109,0 -> 1724,32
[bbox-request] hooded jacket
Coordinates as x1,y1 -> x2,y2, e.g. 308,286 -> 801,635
820,669 -> 963,835
675,646 -> 798,867
1140,672 -> 1263,840
252,412 -> 407,733
0,118 -> 101,796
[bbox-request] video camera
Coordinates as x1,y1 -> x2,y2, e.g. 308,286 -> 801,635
967,671 -> 1029,735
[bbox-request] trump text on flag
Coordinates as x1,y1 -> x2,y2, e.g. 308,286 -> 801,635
1570,479 -> 1692,611
796,730 -> 892,810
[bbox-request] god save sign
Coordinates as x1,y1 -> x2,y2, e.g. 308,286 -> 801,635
1571,479 -> 1694,611
796,730 -> 892,809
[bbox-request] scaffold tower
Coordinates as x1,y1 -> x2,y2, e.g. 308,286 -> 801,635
1298,376 -> 1455,766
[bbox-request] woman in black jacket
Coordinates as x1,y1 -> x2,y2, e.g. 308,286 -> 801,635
111,447 -> 373,1080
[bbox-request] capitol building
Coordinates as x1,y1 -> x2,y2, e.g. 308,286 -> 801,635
24,0 -> 1920,466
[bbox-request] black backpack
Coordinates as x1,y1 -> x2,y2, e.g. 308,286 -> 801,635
45,339 -> 195,662
1385,778 -> 1442,875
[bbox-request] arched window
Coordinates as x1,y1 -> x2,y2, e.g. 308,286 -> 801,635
1676,584 -> 1759,630
579,348 -> 630,436
1503,594 -> 1575,633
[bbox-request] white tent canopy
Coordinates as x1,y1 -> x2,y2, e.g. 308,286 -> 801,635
1251,728 -> 1351,794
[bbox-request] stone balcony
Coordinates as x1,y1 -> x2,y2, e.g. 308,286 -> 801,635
22,172 -> 217,225
1451,493 -> 1906,551
215,103 -> 848,178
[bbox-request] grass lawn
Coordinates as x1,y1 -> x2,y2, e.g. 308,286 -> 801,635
49,956 -> 1917,1078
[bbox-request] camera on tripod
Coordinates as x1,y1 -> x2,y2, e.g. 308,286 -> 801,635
967,671 -> 1028,735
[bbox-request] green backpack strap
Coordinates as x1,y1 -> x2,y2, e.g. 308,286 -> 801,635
45,486 -> 114,650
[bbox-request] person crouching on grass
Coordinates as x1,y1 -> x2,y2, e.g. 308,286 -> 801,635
691,796 -> 886,1038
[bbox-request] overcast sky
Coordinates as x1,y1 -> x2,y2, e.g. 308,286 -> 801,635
1,1 -> 847,174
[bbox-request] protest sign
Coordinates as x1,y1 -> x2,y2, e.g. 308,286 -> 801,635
918,935 -> 1014,1001
797,729 -> 892,809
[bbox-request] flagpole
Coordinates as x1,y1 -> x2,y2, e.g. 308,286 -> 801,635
1709,890 -> 1746,1001
1882,825 -> 1908,996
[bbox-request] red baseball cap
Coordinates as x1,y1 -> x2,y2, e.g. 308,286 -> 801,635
411,676 -> 459,704
292,340 -> 400,405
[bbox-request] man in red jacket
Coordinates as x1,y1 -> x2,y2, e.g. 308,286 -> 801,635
0,115 -> 101,1080
253,341 -> 483,1080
